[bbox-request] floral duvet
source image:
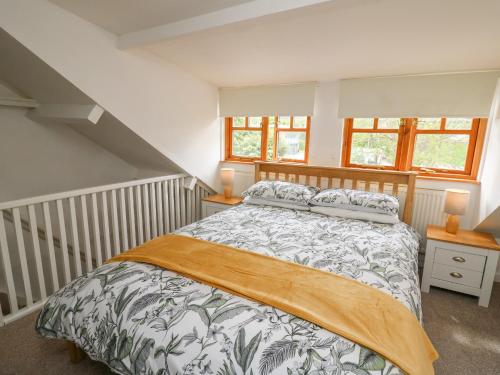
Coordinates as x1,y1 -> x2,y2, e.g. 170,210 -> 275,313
36,204 -> 422,375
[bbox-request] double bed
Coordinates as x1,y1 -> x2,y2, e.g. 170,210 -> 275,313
35,162 -> 431,375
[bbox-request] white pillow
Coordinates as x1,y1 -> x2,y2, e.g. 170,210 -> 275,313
310,206 -> 399,224
242,180 -> 318,206
243,196 -> 310,211
309,188 -> 400,216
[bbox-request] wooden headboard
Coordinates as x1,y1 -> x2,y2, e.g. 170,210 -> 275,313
254,162 -> 417,225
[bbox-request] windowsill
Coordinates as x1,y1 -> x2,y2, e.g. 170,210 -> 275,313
222,159 -> 308,166
222,159 -> 255,165
416,175 -> 480,184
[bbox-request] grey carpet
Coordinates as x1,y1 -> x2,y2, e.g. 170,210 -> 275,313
1,284 -> 499,375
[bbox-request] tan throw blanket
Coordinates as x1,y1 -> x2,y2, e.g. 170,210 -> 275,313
109,234 -> 438,375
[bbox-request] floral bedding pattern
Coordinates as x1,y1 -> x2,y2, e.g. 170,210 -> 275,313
309,189 -> 400,215
242,181 -> 319,206
36,204 -> 421,375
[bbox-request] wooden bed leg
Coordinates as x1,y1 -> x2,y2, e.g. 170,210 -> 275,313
67,341 -> 85,364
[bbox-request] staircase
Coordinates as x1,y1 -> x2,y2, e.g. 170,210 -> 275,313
0,174 -> 214,326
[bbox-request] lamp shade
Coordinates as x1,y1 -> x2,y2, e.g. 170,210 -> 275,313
444,189 -> 470,216
220,168 -> 235,186
220,168 -> 235,198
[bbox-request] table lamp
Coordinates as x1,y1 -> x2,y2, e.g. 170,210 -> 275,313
444,189 -> 470,234
220,168 -> 235,199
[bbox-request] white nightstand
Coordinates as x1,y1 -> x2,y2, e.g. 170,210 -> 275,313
421,225 -> 500,307
201,194 -> 243,218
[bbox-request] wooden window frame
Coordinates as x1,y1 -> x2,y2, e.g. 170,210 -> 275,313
225,116 -> 311,164
342,117 -> 487,181
342,118 -> 406,171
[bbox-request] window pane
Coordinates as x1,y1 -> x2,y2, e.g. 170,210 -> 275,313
232,130 -> 261,157
267,117 -> 275,160
293,116 -> 308,129
412,134 -> 469,170
378,118 -> 400,129
445,118 -> 472,130
416,118 -> 441,130
248,116 -> 262,128
233,116 -> 245,128
353,118 -> 374,129
277,132 -> 306,160
278,116 -> 291,128
350,133 -> 398,166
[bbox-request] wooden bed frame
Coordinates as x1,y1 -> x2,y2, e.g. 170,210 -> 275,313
254,161 -> 417,225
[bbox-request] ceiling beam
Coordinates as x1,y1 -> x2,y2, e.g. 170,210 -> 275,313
0,97 -> 38,108
117,0 -> 332,49
30,104 -> 104,125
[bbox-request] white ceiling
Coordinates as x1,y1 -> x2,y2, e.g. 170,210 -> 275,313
49,0 -> 500,87
48,0 -> 252,34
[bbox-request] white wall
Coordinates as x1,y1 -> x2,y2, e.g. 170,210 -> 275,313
0,105 -> 140,202
476,79 -> 500,280
0,0 -> 220,188
478,79 -> 500,224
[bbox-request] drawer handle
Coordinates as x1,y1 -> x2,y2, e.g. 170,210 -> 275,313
452,256 -> 466,263
450,272 -> 463,279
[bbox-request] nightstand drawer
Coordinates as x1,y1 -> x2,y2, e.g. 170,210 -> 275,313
205,206 -> 225,217
431,263 -> 483,288
434,247 -> 486,272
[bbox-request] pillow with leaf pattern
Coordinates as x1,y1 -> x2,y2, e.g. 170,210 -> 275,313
242,180 -> 319,206
309,188 -> 399,215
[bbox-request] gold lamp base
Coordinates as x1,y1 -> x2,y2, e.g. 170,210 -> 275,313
445,214 -> 460,234
223,185 -> 232,199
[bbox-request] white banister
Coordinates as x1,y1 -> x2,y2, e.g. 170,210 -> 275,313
13,208 -> 33,307
43,202 -> 59,292
150,184 -> 158,239
28,204 -> 47,299
80,196 -> 92,273
163,181 -> 170,233
91,193 -> 103,267
180,177 -> 186,227
127,187 -> 137,248
101,192 -> 112,261
168,180 -> 175,232
156,182 -> 164,236
0,213 -> 18,315
68,198 -> 82,278
175,179 -> 181,229
56,200 -> 71,284
136,186 -> 144,245
143,185 -> 151,241
110,189 -> 120,256
119,188 -> 129,251
0,173 -> 215,326
0,174 -> 188,211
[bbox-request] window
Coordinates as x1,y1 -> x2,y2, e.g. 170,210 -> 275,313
225,116 -> 310,163
342,117 -> 487,180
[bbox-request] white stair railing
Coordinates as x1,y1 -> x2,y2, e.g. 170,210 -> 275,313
0,174 -> 213,326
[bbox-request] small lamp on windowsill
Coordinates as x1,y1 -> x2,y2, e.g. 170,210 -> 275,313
444,189 -> 470,234
220,168 -> 235,199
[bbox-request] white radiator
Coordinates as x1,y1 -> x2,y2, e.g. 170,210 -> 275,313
412,189 -> 446,240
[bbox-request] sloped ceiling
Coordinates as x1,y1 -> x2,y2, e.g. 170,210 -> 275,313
48,0 -> 500,87
0,29 -> 179,173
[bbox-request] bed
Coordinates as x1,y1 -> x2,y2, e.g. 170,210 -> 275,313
35,162 -> 424,375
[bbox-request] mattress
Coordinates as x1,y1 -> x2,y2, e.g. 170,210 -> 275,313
36,203 -> 421,375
